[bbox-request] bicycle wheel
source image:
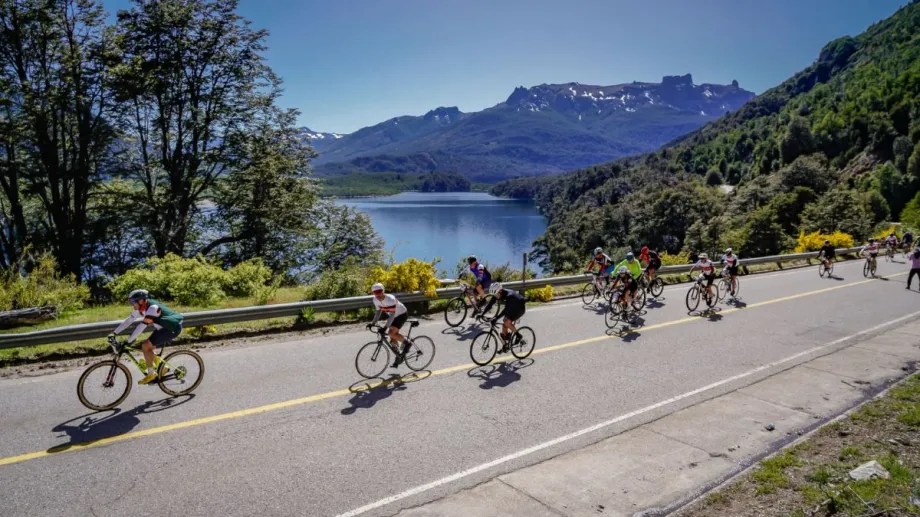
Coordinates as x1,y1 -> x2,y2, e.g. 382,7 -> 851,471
818,262 -> 827,278
717,278 -> 730,301
704,286 -> 717,308
686,285 -> 700,312
481,294 -> 502,321
650,278 -> 664,298
157,350 -> 205,397
403,336 -> 435,371
355,341 -> 389,378
77,360 -> 132,411
605,298 -> 623,329
631,288 -> 646,311
731,277 -> 740,297
510,326 -> 536,359
870,260 -> 877,277
827,262 -> 834,276
470,331 -> 498,366
444,297 -> 467,327
581,283 -> 598,305
863,261 -> 870,278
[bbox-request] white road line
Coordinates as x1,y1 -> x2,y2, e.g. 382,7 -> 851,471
335,309 -> 920,517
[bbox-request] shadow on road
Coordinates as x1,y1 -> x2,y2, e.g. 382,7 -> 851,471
645,297 -> 666,309
467,358 -> 534,390
340,371 -> 431,415
441,323 -> 483,342
48,395 -> 195,453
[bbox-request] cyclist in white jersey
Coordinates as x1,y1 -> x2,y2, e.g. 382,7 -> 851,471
367,283 -> 411,367
689,253 -> 717,300
720,248 -> 740,294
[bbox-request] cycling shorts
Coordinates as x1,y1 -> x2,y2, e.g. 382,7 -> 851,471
726,265 -> 739,276
477,278 -> 493,291
703,272 -> 716,287
150,324 -> 182,346
647,260 -> 661,272
389,313 -> 408,330
503,306 -> 525,322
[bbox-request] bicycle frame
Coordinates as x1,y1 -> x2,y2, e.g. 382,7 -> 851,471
103,338 -> 166,383
368,323 -> 418,358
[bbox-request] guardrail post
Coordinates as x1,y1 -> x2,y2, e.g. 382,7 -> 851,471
522,252 -> 528,292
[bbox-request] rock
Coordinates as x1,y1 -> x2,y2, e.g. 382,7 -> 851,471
765,423 -> 776,431
849,460 -> 890,481
838,429 -> 851,437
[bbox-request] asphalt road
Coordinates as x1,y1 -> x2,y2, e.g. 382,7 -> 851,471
1,257 -> 918,516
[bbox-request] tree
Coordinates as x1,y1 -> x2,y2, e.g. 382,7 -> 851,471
742,206 -> 790,256
780,117 -> 816,164
112,0 -> 278,257
800,188 -> 873,239
778,154 -> 829,193
302,202 -> 384,277
901,191 -> 920,230
0,0 -> 117,276
704,170 -> 723,186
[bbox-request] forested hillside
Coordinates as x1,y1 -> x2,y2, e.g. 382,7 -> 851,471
495,1 -> 920,272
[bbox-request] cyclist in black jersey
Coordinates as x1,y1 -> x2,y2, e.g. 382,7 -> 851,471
817,240 -> 836,269
482,287 -> 526,353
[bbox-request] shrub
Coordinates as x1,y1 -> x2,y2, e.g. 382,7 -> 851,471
659,250 -> 693,266
793,230 -> 855,252
488,262 -> 535,283
0,254 -> 90,312
525,285 -> 554,302
303,258 -> 368,301
224,259 -> 273,297
368,258 -> 440,297
872,224 -> 900,241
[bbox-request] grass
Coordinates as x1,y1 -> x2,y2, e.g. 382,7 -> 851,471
681,373 -> 920,516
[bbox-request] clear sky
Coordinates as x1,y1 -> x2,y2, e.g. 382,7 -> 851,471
103,0 -> 907,134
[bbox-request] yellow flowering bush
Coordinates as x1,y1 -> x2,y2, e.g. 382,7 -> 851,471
793,231 -> 855,252
368,258 -> 440,297
524,285 -> 554,302
659,250 -> 693,266
872,225 -> 899,241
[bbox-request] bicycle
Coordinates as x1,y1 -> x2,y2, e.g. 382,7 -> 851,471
604,283 -> 645,328
355,321 -> 435,378
77,336 -> 204,411
444,281 -> 501,327
818,256 -> 834,278
885,245 -> 896,262
717,268 -> 740,301
637,268 -> 664,298
581,271 -> 611,305
862,254 -> 878,278
469,318 -> 535,366
685,274 -> 717,312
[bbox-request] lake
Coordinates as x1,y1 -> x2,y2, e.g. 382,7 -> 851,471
337,192 -> 547,274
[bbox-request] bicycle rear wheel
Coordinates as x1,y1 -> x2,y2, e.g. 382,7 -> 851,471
157,349 -> 205,397
581,283 -> 598,305
650,278 -> 664,298
355,341 -> 389,378
818,262 -> 827,278
470,331 -> 498,366
404,336 -> 435,371
510,327 -> 536,359
77,360 -> 131,411
444,297 -> 467,327
685,286 -> 700,312
731,277 -> 740,297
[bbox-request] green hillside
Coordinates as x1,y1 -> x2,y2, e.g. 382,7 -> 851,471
495,1 -> 920,272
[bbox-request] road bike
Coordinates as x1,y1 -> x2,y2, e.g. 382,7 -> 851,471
717,268 -> 740,301
885,244 -> 896,262
637,268 -> 664,298
469,318 -> 535,366
355,321 -> 435,378
604,283 -> 645,329
581,271 -> 611,305
862,254 -> 878,278
685,274 -> 717,312
77,336 -> 204,411
818,257 -> 834,278
444,281 -> 501,327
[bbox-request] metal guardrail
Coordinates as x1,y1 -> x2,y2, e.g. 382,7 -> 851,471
0,247 -> 863,349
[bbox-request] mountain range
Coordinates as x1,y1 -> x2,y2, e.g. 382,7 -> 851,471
305,74 -> 754,182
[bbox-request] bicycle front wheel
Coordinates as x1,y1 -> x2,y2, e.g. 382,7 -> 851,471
818,262 -> 827,278
863,261 -> 870,278
581,283 -> 598,305
631,288 -> 646,311
470,331 -> 498,366
356,342 -> 389,378
444,297 -> 467,327
870,260 -> 877,277
717,278 -> 730,301
404,336 -> 436,371
605,301 -> 622,329
77,360 -> 132,411
158,350 -> 205,397
731,277 -> 740,297
650,278 -> 664,298
511,327 -> 536,359
686,286 -> 700,312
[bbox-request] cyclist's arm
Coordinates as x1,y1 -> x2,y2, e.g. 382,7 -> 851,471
371,309 -> 383,326
585,259 -> 595,271
113,310 -> 140,335
126,320 -> 149,343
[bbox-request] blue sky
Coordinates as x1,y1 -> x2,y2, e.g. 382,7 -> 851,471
103,0 -> 907,134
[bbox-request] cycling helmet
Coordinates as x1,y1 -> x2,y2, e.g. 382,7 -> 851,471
725,247 -> 733,254
488,282 -> 503,295
824,240 -> 830,245
618,266 -> 628,274
870,238 -> 877,243
370,283 -> 384,293
128,289 -> 149,303
594,247 -> 603,255
467,255 -> 477,264
626,252 -> 635,260
641,246 -> 649,254
699,253 -> 709,260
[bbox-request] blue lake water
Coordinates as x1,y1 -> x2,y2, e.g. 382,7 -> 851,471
337,192 -> 547,274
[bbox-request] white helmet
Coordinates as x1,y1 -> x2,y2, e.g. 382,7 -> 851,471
618,266 -> 628,274
594,247 -> 603,255
725,248 -> 732,253
488,282 -> 503,295
699,253 -> 709,260
370,283 -> 384,293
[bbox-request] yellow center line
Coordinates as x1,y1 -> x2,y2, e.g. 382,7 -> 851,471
0,271 -> 906,468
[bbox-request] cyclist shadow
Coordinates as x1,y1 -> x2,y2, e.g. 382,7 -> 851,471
441,323 -> 484,342
467,359 -> 535,390
688,306 -> 723,319
48,395 -> 195,453
724,298 -> 747,309
608,325 -> 642,342
340,371 -> 431,415
645,297 -> 666,309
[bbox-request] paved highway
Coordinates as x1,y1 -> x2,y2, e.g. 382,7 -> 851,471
0,258 -> 918,516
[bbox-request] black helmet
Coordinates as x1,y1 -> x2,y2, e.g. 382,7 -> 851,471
128,289 -> 149,303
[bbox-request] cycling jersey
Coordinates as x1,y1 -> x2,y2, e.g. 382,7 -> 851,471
495,289 -> 526,321
818,245 -> 836,259
372,293 -> 408,329
862,243 -> 880,255
470,264 -> 492,287
721,254 -> 739,267
588,254 -> 613,275
614,259 -> 642,280
904,232 -> 914,244
693,259 -> 716,275
643,250 -> 662,270
113,298 -> 184,343
886,237 -> 899,247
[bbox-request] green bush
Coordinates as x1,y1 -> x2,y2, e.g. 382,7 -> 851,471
303,258 -> 369,301
110,254 -> 276,306
0,254 -> 89,313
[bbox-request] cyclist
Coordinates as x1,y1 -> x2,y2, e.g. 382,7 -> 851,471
885,233 -> 900,257
467,255 -> 493,313
903,230 -> 914,255
908,247 -> 920,290
367,283 -> 411,368
689,253 -> 717,301
612,252 -> 642,307
609,265 -> 638,311
720,248 -> 740,295
639,246 -> 662,283
861,238 -> 880,267
486,287 -> 526,353
109,289 -> 184,385
585,247 -> 613,290
817,239 -> 836,271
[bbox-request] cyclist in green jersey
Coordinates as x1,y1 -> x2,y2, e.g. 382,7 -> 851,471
109,289 -> 185,385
